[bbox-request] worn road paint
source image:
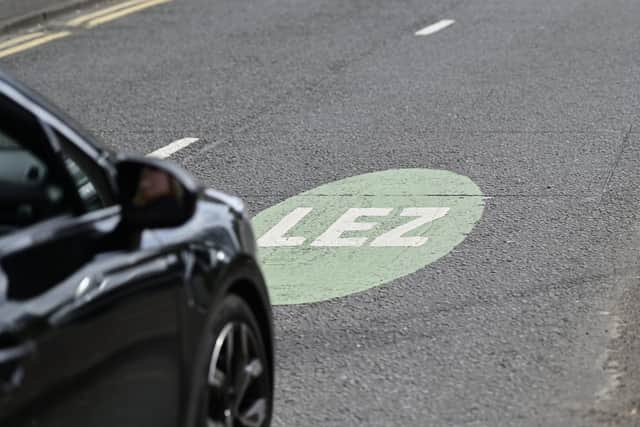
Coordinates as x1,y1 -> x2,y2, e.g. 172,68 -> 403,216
66,0 -> 154,26
253,169 -> 485,305
82,0 -> 171,28
0,0 -> 172,60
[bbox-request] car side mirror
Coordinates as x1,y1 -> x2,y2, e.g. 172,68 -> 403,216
115,157 -> 199,230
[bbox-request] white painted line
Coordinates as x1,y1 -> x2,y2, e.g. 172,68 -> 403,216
415,19 -> 455,36
147,137 -> 199,159
258,207 -> 313,247
311,208 -> 392,247
370,207 -> 449,247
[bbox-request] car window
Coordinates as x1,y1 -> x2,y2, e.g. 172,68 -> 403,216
0,128 -> 70,237
54,129 -> 114,212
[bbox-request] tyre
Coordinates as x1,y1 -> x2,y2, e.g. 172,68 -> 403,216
193,294 -> 272,427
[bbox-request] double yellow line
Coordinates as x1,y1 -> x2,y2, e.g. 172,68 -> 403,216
0,0 -> 171,59
66,0 -> 171,28
0,31 -> 70,59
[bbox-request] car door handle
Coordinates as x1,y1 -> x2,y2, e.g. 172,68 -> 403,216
0,341 -> 35,393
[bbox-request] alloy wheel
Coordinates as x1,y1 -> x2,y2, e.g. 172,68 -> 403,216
206,321 -> 269,427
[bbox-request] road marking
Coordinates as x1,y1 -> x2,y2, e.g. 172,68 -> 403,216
0,32 -> 46,50
66,0 -> 155,26
147,137 -> 199,159
260,207 -> 454,248
415,19 -> 455,36
0,0 -> 172,59
253,169 -> 485,305
0,31 -> 71,59
310,208 -> 392,247
596,313 -> 624,402
258,207 -> 313,247
82,0 -> 171,28
370,207 -> 450,247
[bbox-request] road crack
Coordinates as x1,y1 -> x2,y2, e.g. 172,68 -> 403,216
600,124 -> 633,202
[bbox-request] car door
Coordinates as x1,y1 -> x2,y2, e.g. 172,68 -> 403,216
0,93 -> 185,427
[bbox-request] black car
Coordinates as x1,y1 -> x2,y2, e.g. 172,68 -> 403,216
0,71 -> 273,427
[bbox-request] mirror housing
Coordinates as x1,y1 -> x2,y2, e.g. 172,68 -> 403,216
115,156 -> 199,231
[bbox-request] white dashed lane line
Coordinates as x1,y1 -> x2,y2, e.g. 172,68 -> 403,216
415,19 -> 455,36
147,137 -> 199,159
148,23 -> 457,160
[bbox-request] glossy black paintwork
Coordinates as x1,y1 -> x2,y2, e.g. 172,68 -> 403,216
0,71 -> 273,426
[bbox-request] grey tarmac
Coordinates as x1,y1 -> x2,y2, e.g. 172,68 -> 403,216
2,0 -> 640,425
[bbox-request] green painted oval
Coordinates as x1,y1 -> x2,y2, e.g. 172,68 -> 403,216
252,169 -> 485,305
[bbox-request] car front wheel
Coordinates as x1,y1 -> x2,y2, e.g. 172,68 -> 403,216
196,294 -> 272,427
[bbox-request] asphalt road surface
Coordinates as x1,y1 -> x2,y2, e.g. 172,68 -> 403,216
3,0 -> 640,425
